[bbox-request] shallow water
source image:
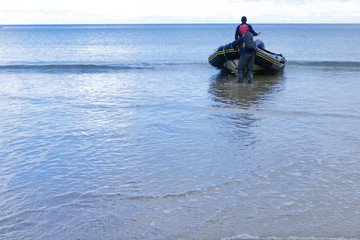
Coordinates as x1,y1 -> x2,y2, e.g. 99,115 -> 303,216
1,24 -> 360,239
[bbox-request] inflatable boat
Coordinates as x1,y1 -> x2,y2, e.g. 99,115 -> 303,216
208,39 -> 287,73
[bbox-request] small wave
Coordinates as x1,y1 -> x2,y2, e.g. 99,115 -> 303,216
0,62 -> 209,73
0,63 -> 156,73
289,60 -> 360,68
222,234 -> 354,240
208,107 -> 360,120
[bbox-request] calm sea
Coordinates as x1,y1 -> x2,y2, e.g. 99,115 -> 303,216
1,24 -> 360,240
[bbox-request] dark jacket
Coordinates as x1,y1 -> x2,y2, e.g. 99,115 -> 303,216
231,37 -> 256,56
235,24 -> 258,40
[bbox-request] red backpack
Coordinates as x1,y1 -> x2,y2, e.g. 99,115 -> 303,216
239,24 -> 250,36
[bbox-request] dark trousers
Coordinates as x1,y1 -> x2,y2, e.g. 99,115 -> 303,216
237,54 -> 255,83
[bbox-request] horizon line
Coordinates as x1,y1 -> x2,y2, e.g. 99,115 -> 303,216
2,22 -> 360,26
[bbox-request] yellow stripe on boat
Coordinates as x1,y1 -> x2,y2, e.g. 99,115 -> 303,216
209,49 -> 283,67
256,51 -> 281,66
208,49 -> 238,62
208,49 -> 237,60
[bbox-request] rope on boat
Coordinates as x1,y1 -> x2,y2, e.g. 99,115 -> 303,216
222,45 -> 228,61
222,44 -> 238,72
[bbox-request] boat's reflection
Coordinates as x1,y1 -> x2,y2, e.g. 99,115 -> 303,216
208,70 -> 286,109
207,70 -> 286,143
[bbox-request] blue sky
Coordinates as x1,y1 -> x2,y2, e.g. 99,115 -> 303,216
1,0 -> 359,24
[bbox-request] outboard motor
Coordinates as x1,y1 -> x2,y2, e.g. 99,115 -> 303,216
255,39 -> 265,50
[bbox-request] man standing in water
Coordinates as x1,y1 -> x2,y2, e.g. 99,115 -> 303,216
233,16 -> 260,83
232,33 -> 256,83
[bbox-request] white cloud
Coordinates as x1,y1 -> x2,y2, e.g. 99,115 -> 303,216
0,0 -> 359,24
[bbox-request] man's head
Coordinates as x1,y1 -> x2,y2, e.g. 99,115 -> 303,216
241,16 -> 247,23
